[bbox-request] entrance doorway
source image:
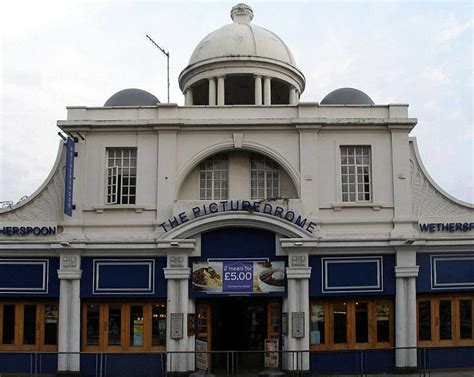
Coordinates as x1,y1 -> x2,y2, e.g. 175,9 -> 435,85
196,298 -> 281,373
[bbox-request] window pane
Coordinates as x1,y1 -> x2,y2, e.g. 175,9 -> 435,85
23,305 -> 37,345
376,303 -> 390,343
439,300 -> 452,340
355,302 -> 368,343
333,303 -> 347,343
2,305 -> 15,344
460,300 -> 472,339
130,306 -> 144,347
44,305 -> 58,345
152,304 -> 166,347
310,304 -> 325,345
86,304 -> 100,345
108,305 -> 121,346
418,301 -> 431,341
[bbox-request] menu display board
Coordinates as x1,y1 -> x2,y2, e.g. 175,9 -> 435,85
192,260 -> 285,294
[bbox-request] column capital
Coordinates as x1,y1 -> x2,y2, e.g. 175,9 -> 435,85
395,266 -> 419,278
58,253 -> 82,280
164,267 -> 191,280
286,266 -> 311,279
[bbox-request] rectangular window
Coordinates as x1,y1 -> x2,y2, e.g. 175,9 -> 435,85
0,302 -> 58,351
340,146 -> 371,202
310,304 -> 325,345
82,302 -> 166,352
86,305 -> 100,346
250,154 -> 280,199
333,302 -> 347,344
2,305 -> 15,345
199,154 -> 229,200
310,299 -> 393,350
106,148 -> 137,205
44,305 -> 58,345
439,300 -> 452,340
23,305 -> 37,345
108,305 -> 121,346
417,296 -> 474,346
460,300 -> 472,339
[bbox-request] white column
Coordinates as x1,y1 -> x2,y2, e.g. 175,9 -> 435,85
208,77 -> 216,106
285,255 -> 311,373
395,277 -> 407,368
254,75 -> 262,105
407,276 -> 417,367
217,76 -> 225,105
57,254 -> 82,373
395,248 -> 419,370
289,86 -> 297,105
164,255 -> 191,374
185,88 -> 193,106
263,76 -> 271,105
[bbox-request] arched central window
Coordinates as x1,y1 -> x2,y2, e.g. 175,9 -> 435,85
250,154 -> 280,199
199,154 -> 229,200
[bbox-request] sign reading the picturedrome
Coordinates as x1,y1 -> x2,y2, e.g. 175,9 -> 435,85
159,200 -> 317,233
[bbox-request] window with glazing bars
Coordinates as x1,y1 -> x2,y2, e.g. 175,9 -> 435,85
106,148 -> 137,204
199,154 -> 229,200
250,154 -> 280,199
340,146 -> 371,202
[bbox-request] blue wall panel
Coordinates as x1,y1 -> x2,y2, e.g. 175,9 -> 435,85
309,255 -> 395,296
81,257 -> 166,298
0,257 -> 59,297
417,253 -> 474,293
0,353 -> 57,374
419,347 -> 474,369
80,353 -> 165,377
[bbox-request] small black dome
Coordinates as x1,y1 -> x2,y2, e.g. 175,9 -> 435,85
104,88 -> 159,106
321,87 -> 374,105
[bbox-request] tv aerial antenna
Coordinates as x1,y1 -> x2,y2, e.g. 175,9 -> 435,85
146,34 -> 170,103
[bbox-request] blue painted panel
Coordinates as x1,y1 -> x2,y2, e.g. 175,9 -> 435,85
310,350 -> 360,373
0,352 -> 57,373
326,260 -> 380,290
81,258 -> 166,298
80,353 -> 165,377
309,255 -> 395,296
200,228 -> 276,259
417,253 -> 474,293
419,347 -> 474,369
95,261 -> 154,292
0,258 -> 59,297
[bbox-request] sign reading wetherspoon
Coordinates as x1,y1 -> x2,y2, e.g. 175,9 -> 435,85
160,200 -> 316,233
192,259 -> 285,294
0,225 -> 57,237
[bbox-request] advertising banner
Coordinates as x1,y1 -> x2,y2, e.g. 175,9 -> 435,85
64,137 -> 75,217
192,259 -> 285,294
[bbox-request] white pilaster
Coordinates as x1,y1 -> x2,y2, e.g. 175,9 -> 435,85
185,88 -> 193,106
209,77 -> 216,106
263,76 -> 271,105
57,253 -> 82,373
164,255 -> 191,373
254,75 -> 262,105
217,76 -> 225,106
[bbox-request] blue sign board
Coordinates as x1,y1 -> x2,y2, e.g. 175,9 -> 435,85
64,137 -> 75,217
222,261 -> 253,292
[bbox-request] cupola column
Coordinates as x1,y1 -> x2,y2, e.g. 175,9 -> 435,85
289,86 -> 297,105
217,76 -> 225,105
254,75 -> 262,105
263,76 -> 271,105
184,88 -> 193,106
208,77 -> 216,106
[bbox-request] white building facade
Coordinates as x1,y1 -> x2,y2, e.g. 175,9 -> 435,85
0,4 -> 473,376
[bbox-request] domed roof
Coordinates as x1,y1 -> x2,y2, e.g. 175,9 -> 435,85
188,3 -> 296,67
104,88 -> 159,107
321,88 -> 374,105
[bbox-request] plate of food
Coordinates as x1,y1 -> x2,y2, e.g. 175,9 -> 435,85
259,268 -> 285,292
192,263 -> 223,291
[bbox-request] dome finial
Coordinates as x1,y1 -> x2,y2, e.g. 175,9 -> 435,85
231,3 -> 253,24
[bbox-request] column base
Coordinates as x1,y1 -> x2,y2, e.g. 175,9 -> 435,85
283,370 -> 310,377
394,367 -> 418,374
56,372 -> 81,377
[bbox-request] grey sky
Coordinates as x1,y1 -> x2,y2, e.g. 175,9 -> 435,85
1,0 -> 472,204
